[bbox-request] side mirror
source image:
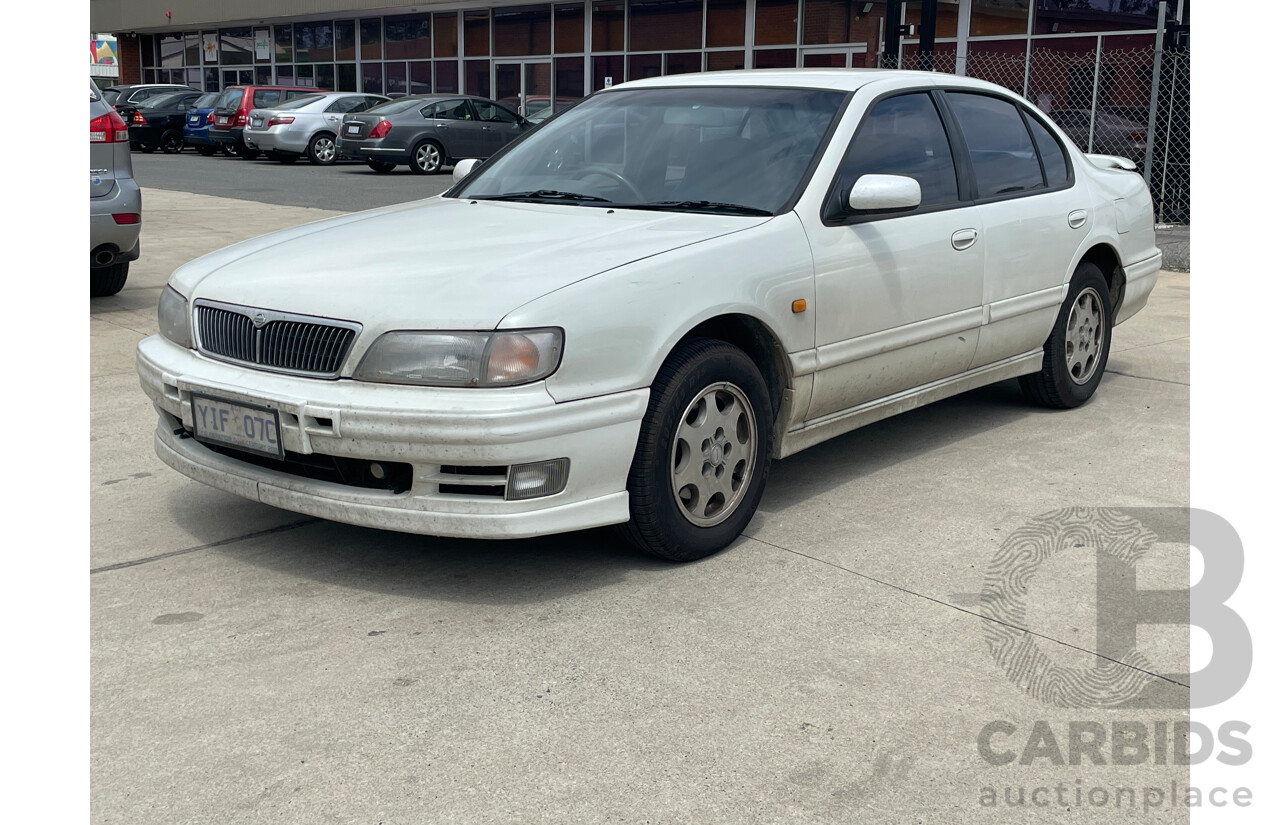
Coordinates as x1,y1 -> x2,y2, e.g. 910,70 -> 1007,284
452,157 -> 482,183
848,174 -> 922,213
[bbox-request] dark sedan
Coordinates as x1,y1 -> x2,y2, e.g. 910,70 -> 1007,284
105,83 -> 196,122
128,90 -> 205,153
337,95 -> 530,174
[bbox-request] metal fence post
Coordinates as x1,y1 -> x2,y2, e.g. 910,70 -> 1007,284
1086,35 -> 1102,153
1143,1 -> 1167,187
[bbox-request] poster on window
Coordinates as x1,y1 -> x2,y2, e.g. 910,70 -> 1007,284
255,32 -> 270,60
203,33 -> 218,62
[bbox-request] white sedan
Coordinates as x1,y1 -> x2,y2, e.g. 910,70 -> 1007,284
137,69 -> 1161,561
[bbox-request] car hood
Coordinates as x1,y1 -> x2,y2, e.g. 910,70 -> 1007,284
173,197 -> 770,330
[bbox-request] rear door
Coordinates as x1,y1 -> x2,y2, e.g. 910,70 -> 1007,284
424,99 -> 487,159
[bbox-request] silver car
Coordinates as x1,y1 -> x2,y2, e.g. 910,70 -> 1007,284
90,82 -> 141,297
243,92 -> 390,165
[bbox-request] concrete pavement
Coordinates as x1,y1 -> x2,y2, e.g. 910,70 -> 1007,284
91,189 -> 1192,823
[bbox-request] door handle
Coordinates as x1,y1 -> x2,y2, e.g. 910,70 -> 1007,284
1068,209 -> 1088,229
951,228 -> 979,251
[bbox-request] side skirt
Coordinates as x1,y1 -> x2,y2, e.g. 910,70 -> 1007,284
776,351 -> 1042,459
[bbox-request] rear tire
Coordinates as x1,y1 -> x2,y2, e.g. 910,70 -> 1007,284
620,339 -> 773,562
366,160 -> 397,173
308,133 -> 338,165
408,140 -> 444,174
90,262 -> 129,298
160,130 -> 183,153
1019,262 -> 1113,409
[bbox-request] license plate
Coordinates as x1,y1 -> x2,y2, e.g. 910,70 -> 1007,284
189,116 -> 201,125
190,394 -> 283,458
251,117 -> 263,127
346,124 -> 360,135
216,115 -> 229,124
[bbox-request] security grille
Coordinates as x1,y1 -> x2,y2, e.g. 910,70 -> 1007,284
195,301 -> 360,378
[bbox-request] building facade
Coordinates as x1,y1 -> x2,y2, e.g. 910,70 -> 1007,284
92,1 -> 1186,107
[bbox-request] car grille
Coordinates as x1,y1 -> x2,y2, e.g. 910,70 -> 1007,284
194,301 -> 360,378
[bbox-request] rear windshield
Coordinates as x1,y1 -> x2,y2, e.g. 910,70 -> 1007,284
102,89 -> 120,105
194,92 -> 219,109
273,94 -> 326,111
216,89 -> 244,112
140,92 -> 186,110
366,98 -> 430,115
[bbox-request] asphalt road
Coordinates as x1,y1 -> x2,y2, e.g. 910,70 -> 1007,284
132,148 -> 456,212
91,183 -> 1193,823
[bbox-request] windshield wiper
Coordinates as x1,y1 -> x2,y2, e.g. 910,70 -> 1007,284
477,190 -> 611,203
623,200 -> 774,216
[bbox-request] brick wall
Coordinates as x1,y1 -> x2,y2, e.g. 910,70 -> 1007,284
114,34 -> 142,85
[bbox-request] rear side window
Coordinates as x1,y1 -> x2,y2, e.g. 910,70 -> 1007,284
835,92 -> 959,210
1025,115 -> 1070,188
946,92 -> 1044,198
425,100 -> 474,120
254,89 -> 283,107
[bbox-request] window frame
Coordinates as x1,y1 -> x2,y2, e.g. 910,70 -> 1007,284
821,86 -> 1078,227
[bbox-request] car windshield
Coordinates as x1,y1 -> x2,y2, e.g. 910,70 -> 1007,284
453,86 -> 847,215
194,92 -> 220,109
274,94 -> 327,111
365,97 -> 431,115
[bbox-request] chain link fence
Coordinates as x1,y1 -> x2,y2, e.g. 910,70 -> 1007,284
883,44 -> 1190,225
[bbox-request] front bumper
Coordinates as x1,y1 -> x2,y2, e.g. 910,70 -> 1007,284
137,335 -> 645,539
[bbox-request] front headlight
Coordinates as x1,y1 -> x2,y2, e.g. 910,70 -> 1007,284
157,286 -> 192,348
354,328 -> 563,387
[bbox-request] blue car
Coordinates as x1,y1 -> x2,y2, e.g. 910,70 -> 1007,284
183,92 -> 224,156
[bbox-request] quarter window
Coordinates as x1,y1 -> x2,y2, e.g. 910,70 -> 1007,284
946,92 -> 1044,198
1025,114 -> 1070,188
836,92 -> 959,211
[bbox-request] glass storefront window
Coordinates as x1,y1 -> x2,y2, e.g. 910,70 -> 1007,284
411,61 -> 433,94
160,35 -> 184,67
185,32 -> 201,65
592,2 -> 625,52
466,59 -> 493,96
630,0 -> 701,52
360,20 -> 382,60
707,0 -> 745,47
278,65 -> 294,85
970,0 -> 1029,37
1034,1 -> 1160,35
706,50 -> 746,71
204,67 -> 219,90
296,23 -> 334,63
465,11 -> 491,56
385,62 -> 407,95
338,63 -> 358,91
906,0 -> 958,39
361,63 -> 383,93
495,6 -> 552,56
555,4 -> 585,53
335,20 -> 357,62
435,13 -> 459,57
220,28 -> 253,65
803,0 -> 886,46
556,56 -> 585,101
754,48 -> 797,68
665,52 -> 701,74
755,0 -> 799,46
628,53 -> 662,80
275,26 -> 293,63
592,54 -> 624,90
385,14 -> 430,60
436,60 -> 460,93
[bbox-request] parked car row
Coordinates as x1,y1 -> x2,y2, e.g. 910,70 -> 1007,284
106,82 -> 551,174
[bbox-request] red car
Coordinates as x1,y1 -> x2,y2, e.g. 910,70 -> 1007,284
211,85 -> 326,159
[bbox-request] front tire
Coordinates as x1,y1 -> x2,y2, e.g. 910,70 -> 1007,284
408,140 -> 444,174
90,262 -> 129,297
1019,262 -> 1113,408
621,339 -> 773,562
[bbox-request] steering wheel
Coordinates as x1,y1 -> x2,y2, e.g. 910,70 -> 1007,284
575,165 -> 645,202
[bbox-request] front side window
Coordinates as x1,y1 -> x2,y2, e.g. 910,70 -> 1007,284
832,92 -> 959,213
474,100 -> 520,122
455,86 -> 846,215
946,92 -> 1044,198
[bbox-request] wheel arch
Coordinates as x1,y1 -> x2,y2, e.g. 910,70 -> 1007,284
668,313 -> 793,426
1076,242 -> 1125,321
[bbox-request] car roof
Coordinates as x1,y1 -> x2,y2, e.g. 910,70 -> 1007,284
611,68 -> 1014,96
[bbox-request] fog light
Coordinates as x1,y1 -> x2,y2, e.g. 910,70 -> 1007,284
505,458 -> 570,501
